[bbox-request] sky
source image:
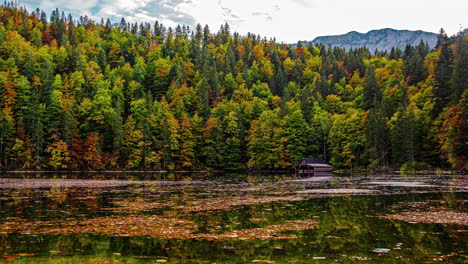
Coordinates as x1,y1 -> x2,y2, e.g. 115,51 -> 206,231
20,0 -> 468,43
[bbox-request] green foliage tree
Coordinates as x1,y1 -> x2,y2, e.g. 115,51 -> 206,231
281,109 -> 310,166
0,5 -> 463,171
222,111 -> 245,170
247,110 -> 281,169
121,116 -> 144,168
328,110 -> 366,168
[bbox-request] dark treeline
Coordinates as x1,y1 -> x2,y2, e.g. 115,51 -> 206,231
0,3 -> 466,171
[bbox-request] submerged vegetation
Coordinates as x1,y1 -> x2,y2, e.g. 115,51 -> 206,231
0,2 -> 466,171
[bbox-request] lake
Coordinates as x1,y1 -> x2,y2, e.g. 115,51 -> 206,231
0,173 -> 466,263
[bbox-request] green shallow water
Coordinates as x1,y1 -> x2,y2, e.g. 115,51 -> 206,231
0,173 -> 466,263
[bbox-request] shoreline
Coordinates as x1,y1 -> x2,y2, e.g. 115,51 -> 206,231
0,169 -> 461,175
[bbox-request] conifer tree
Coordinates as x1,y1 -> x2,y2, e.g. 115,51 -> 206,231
363,66 -> 381,110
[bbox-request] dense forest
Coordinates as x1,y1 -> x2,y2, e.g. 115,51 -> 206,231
0,3 -> 466,171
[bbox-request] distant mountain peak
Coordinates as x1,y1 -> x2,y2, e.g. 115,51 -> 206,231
311,28 -> 438,52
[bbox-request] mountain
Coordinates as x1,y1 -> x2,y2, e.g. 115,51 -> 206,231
311,28 -> 438,52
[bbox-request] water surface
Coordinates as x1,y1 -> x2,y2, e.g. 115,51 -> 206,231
0,173 -> 466,263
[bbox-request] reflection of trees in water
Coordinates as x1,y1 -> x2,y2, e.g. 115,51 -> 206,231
45,186 -> 69,208
382,193 -> 467,261
314,196 -> 374,253
0,177 -> 466,263
0,234 -> 13,255
8,187 -> 34,207
290,194 -> 466,262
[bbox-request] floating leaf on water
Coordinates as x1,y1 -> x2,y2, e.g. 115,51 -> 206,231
249,218 -> 268,224
372,248 -> 391,253
351,256 -> 372,260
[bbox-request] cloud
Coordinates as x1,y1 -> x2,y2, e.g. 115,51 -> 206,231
93,0 -> 197,27
22,0 -> 197,27
216,0 -> 281,26
21,0 -> 99,18
215,0 -> 243,25
251,12 -> 272,22
291,0 -> 312,7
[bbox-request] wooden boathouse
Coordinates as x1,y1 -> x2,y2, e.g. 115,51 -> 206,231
295,158 -> 333,177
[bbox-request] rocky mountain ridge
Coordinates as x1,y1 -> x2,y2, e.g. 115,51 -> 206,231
310,28 -> 438,52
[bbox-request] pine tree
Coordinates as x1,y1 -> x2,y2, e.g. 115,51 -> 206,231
433,30 -> 454,114
365,108 -> 389,168
363,66 -> 381,110
450,36 -> 468,103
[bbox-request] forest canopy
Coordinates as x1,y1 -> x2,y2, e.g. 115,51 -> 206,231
0,3 -> 466,171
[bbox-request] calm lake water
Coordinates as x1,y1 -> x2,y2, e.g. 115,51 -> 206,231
0,173 -> 466,263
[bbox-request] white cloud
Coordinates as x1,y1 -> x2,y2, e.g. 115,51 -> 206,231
111,0 -> 149,12
94,0 -> 196,27
291,0 -> 313,7
39,0 -> 98,11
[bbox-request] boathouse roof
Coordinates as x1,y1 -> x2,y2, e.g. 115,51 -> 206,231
295,158 -> 332,169
295,158 -> 327,167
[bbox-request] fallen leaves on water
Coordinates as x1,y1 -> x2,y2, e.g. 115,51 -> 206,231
199,220 -> 317,241
177,195 -> 307,212
0,217 -> 317,241
381,200 -> 468,225
1,254 -> 35,262
103,195 -> 308,215
389,200 -> 467,212
296,189 -> 375,194
0,178 -> 212,189
105,200 -> 173,213
249,218 -> 268,224
366,181 -> 435,188
382,211 -> 468,225
351,256 -> 372,261
0,215 -> 195,239
53,215 -> 195,239
0,178 -> 142,189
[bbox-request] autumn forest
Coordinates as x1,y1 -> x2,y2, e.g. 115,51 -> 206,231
0,3 -> 466,171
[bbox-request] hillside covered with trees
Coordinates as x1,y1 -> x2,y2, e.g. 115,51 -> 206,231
0,3 -> 466,171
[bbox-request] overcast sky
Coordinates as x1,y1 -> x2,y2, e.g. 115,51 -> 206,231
21,0 -> 467,43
